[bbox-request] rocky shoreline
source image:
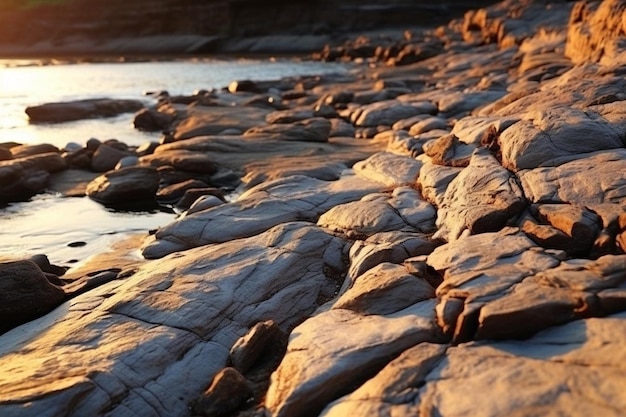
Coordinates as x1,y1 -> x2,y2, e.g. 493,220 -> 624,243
1,0 -> 626,416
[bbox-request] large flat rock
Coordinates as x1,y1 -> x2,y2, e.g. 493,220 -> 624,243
0,222 -> 347,417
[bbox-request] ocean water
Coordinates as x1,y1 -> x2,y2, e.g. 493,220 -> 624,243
0,58 -> 349,267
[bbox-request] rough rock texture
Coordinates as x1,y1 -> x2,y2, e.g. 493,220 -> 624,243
142,174 -> 384,258
265,300 -> 443,417
0,222 -> 347,417
0,153 -> 67,203
434,150 -> 526,241
566,0 -> 626,64
4,1 -> 626,416
322,312 -> 626,417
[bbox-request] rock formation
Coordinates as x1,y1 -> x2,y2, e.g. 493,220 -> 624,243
1,0 -> 626,416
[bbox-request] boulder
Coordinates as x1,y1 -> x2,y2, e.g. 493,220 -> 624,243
25,98 -> 144,123
518,149 -> 626,206
265,300 -> 443,417
140,150 -> 216,174
133,107 -> 175,131
193,368 -> 252,417
0,153 -> 67,203
90,144 -> 131,172
353,151 -> 422,187
0,260 -> 65,334
350,100 -> 436,127
332,262 -> 435,315
324,312 -> 626,417
434,150 -> 526,241
318,187 -> 436,238
86,166 -> 159,206
10,143 -> 60,158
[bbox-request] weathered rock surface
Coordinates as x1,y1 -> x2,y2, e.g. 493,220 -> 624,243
0,222 -> 347,417
265,300 -> 443,417
318,186 -> 436,238
353,151 -> 422,187
86,166 -> 160,206
434,150 -> 526,241
25,99 -> 144,123
142,174 -> 384,258
323,312 -> 626,417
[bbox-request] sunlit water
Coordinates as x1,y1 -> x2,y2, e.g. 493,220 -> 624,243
0,58 -> 350,267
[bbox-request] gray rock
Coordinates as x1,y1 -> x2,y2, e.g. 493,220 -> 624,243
114,155 -> 139,170
0,153 -> 67,203
0,222 -> 347,417
140,149 -> 216,174
351,100 -> 436,127
320,343 -> 447,417
333,262 -> 435,315
518,149 -> 626,205
133,107 -> 175,132
86,166 -> 159,206
499,107 -> 625,171
25,98 -> 144,123
10,143 -> 60,158
427,231 -> 562,341
230,320 -> 285,375
90,144 -> 130,172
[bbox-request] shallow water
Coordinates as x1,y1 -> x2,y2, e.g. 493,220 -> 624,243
0,58 -> 350,267
0,58 -> 349,147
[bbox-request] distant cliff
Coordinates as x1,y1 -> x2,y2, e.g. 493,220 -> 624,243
0,0 -> 497,57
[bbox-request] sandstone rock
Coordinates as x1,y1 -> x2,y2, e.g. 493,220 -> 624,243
337,312 -> 626,417
142,174 -> 383,258
86,166 -> 159,206
25,98 -> 143,123
173,105 -> 270,141
499,107 -> 625,171
318,187 -> 436,238
320,343 -> 447,417
408,116 -> 448,135
427,231 -> 562,341
265,300 -> 443,417
518,149 -> 626,206
422,134 -> 475,167
230,320 -> 285,375
333,262 -> 435,315
243,117 -> 331,143
566,0 -> 626,64
353,151 -> 422,187
476,254 -> 626,340
139,149 -> 216,174
346,231 -> 440,291
434,150 -> 526,241
417,159 -> 463,208
0,260 -> 65,334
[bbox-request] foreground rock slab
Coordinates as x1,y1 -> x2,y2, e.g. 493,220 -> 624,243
0,222 -> 347,417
